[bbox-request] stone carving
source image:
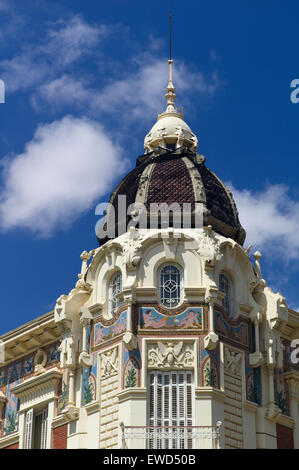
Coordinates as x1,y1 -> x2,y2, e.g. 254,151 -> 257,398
244,245 -> 252,256
156,126 -> 167,138
123,331 -> 137,351
264,402 -> 281,422
59,336 -> 76,369
189,132 -> 198,152
76,250 -> 94,290
144,132 -> 152,153
197,227 -> 221,265
33,349 -> 47,376
175,126 -> 186,148
79,351 -> 93,368
148,341 -> 194,369
101,348 -> 119,379
194,176 -> 206,202
224,348 -> 242,376
138,176 -> 148,197
266,335 -> 285,368
122,228 -> 143,271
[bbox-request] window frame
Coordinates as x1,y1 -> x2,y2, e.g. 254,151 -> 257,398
158,263 -> 184,309
108,271 -> 122,316
23,406 -> 48,449
147,370 -> 194,449
219,271 -> 234,319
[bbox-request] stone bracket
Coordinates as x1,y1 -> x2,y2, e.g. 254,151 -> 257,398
61,405 -> 80,422
79,351 -> 93,368
204,331 -> 219,351
123,332 -> 137,351
249,351 -> 263,368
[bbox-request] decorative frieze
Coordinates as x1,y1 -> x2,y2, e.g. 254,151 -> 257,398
147,341 -> 194,369
139,306 -> 204,332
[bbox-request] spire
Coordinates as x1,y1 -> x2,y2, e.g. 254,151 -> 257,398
165,12 -> 176,113
143,11 -> 199,154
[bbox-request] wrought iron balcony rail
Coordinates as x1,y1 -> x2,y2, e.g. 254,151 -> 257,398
120,422 -> 222,449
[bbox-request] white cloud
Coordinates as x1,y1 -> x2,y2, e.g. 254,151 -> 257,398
41,16 -> 107,66
36,74 -> 89,107
0,55 -> 48,92
0,116 -> 127,236
0,15 -> 106,93
229,184 -> 299,260
36,58 -> 221,123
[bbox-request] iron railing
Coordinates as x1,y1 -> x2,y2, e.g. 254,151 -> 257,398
120,422 -> 222,449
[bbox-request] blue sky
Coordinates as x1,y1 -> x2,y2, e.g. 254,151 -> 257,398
0,0 -> 299,334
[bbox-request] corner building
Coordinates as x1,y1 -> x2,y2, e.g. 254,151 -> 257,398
0,61 -> 299,450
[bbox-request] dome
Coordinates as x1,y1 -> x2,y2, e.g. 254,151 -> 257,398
144,114 -> 198,153
97,59 -> 246,246
144,60 -> 198,154
98,148 -> 246,245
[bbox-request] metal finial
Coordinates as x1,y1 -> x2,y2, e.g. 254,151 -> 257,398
165,11 -> 176,113
169,11 -> 172,61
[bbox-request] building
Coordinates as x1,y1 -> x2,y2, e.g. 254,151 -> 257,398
0,58 -> 299,450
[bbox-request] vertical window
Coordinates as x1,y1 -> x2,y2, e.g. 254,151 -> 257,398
148,371 -> 193,449
24,408 -> 33,449
159,265 -> 182,308
108,272 -> 122,315
219,272 -> 233,318
24,407 -> 48,449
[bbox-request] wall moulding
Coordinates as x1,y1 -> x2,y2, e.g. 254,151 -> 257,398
195,387 -> 225,401
117,388 -> 147,404
84,400 -> 100,416
0,431 -> 19,449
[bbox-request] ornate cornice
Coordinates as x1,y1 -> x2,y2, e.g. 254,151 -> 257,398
11,368 -> 62,400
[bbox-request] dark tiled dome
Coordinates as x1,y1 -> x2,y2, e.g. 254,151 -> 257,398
98,147 -> 246,245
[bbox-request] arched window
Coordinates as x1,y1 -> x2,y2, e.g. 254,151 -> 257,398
108,272 -> 122,315
159,264 -> 182,308
219,272 -> 233,318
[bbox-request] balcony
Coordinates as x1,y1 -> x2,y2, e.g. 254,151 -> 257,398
119,422 -> 222,449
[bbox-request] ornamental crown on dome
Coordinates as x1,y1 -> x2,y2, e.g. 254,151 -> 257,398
144,59 -> 199,154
